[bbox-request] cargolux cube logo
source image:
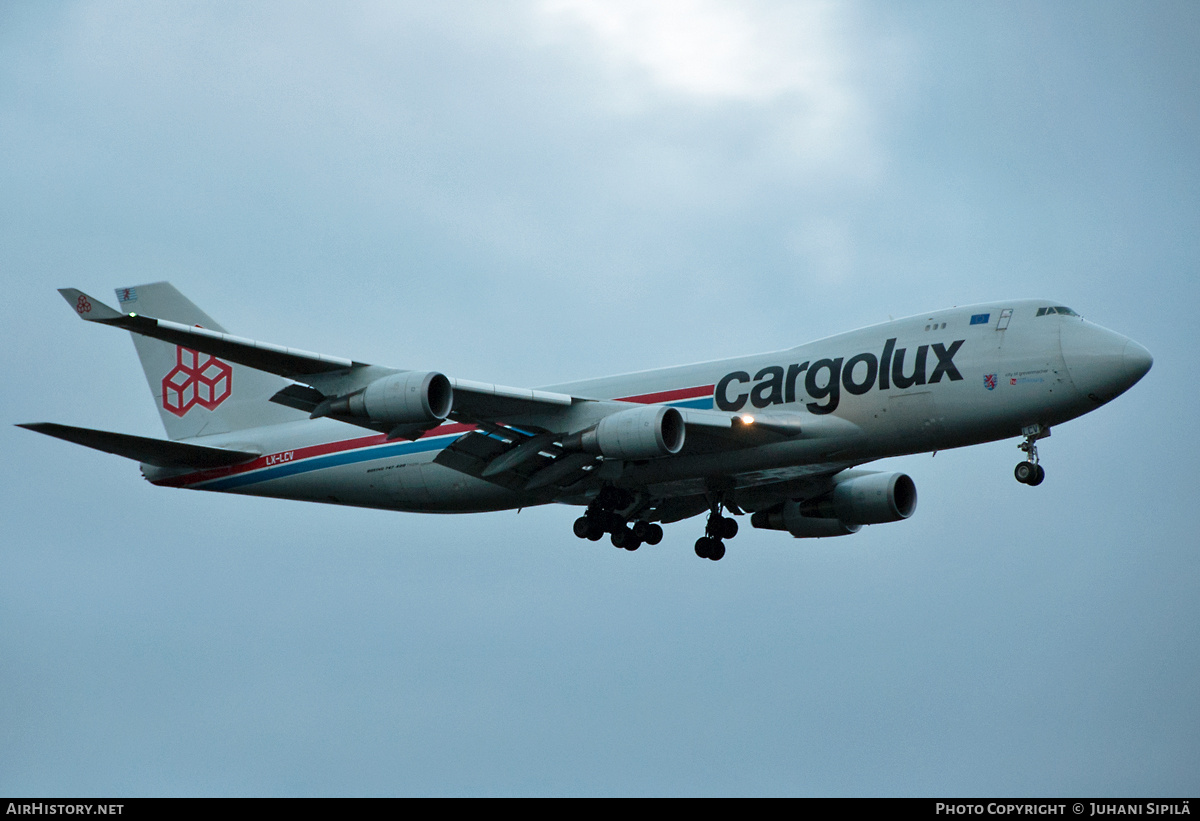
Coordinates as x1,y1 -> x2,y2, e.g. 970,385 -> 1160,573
162,346 -> 233,417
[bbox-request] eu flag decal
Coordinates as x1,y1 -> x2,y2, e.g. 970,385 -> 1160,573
970,313 -> 990,325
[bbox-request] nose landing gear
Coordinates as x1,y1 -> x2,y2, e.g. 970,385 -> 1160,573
1014,461 -> 1044,485
1015,424 -> 1049,486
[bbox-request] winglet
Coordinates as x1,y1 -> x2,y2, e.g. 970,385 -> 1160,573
58,289 -> 125,321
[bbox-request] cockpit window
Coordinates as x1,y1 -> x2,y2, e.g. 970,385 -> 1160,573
1036,306 -> 1079,317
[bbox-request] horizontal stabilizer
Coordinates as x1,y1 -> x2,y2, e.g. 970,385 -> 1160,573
18,423 -> 259,469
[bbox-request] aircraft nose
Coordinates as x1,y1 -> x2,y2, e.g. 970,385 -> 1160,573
1122,339 -> 1153,383
1060,320 -> 1152,405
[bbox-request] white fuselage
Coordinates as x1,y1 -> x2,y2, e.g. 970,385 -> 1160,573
145,300 -> 1151,515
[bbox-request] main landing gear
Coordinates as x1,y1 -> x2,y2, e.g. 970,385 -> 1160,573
572,487 -> 663,552
571,487 -> 741,559
1014,424 -> 1049,486
694,497 -> 739,562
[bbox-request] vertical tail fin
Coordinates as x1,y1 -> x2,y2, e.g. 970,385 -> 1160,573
115,282 -> 301,440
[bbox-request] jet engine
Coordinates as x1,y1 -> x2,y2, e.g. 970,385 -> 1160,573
562,405 -> 685,460
750,505 -> 862,538
750,471 -> 916,538
798,471 -> 917,525
316,371 -> 453,425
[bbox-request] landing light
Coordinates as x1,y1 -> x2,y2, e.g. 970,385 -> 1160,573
741,415 -> 755,425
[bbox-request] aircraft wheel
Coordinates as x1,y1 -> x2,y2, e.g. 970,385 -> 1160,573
719,517 -> 739,539
1029,464 -> 1045,486
586,520 -> 605,541
573,516 -> 591,539
1014,462 -> 1036,484
695,537 -> 725,560
631,522 -> 664,546
611,528 -> 630,548
624,537 -> 642,552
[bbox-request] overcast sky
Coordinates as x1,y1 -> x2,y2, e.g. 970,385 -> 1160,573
3,0 -> 1198,796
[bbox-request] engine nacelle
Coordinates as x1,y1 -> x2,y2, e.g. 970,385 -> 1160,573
563,405 -> 685,460
799,471 -> 917,525
322,371 -> 453,425
751,505 -> 861,538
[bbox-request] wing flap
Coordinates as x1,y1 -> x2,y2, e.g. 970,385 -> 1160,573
433,425 -> 598,492
433,429 -> 552,492
448,378 -> 575,421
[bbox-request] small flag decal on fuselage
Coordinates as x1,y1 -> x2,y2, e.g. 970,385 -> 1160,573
970,313 -> 990,325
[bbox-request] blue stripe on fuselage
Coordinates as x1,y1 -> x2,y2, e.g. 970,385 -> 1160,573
670,397 -> 714,409
194,394 -> 716,491
198,435 -> 453,491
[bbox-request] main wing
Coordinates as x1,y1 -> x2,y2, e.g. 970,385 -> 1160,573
59,288 -> 575,433
53,288 -> 850,494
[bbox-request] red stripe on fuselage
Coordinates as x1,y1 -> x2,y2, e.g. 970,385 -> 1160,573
158,384 -> 715,488
617,385 -> 714,404
156,422 -> 476,488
